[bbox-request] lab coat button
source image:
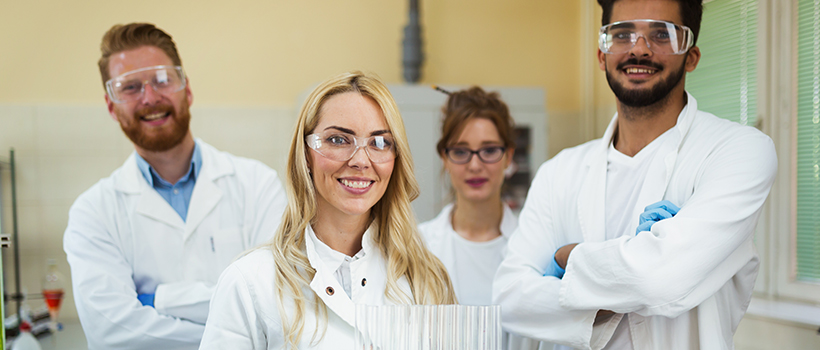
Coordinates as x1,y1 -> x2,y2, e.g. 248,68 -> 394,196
361,278 -> 367,287
326,286 -> 334,296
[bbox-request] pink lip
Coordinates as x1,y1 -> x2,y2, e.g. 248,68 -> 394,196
465,178 -> 488,188
338,177 -> 375,195
140,113 -> 171,126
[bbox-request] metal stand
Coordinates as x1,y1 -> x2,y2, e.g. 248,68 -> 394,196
0,148 -> 23,334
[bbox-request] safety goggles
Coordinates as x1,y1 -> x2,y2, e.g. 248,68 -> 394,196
444,146 -> 506,164
105,65 -> 187,104
599,19 -> 694,55
306,131 -> 396,164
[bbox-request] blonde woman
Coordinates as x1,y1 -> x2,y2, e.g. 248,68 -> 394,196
200,71 -> 456,349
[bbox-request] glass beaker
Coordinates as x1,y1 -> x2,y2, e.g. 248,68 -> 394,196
41,259 -> 65,326
354,304 -> 502,350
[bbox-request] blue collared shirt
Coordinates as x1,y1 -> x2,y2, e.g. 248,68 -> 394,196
135,143 -> 203,222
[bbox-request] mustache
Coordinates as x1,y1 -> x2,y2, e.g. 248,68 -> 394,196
135,104 -> 174,118
616,58 -> 664,71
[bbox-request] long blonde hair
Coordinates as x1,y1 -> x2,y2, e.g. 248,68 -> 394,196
269,71 -> 456,349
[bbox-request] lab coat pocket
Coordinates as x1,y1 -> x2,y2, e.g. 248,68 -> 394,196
211,227 -> 245,267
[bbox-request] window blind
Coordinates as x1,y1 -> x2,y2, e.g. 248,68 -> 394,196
686,0 -> 758,126
796,0 -> 820,282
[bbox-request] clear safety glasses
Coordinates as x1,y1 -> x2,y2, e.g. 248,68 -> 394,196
105,65 -> 187,104
306,131 -> 396,164
444,146 -> 507,164
599,19 -> 694,55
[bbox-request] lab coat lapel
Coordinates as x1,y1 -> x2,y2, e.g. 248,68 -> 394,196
629,93 -> 697,226
577,116 -> 617,243
125,155 -> 185,230
184,141 -> 230,241
305,226 -> 357,327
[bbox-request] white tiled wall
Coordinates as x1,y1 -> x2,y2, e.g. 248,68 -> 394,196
0,103 -> 295,322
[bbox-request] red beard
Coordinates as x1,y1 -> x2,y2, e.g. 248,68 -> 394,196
117,102 -> 191,152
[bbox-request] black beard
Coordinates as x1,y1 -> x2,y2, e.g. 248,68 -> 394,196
606,57 -> 686,108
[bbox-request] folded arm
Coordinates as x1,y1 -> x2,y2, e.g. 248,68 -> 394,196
560,134 -> 777,317
64,194 -> 204,349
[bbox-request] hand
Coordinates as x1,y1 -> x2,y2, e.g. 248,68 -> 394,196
138,293 -> 155,308
543,253 -> 566,279
544,243 -> 579,279
636,200 -> 680,234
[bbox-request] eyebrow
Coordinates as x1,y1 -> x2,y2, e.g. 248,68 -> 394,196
450,141 -> 504,147
323,126 -> 392,137
610,22 -> 636,30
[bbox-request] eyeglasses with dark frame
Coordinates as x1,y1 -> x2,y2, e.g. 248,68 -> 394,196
444,146 -> 507,164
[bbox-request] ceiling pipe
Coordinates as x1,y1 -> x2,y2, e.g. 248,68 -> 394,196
402,0 -> 423,83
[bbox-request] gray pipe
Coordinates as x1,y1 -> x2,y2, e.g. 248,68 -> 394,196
402,0 -> 423,83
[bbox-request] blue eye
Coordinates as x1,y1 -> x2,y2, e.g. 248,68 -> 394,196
327,134 -> 351,146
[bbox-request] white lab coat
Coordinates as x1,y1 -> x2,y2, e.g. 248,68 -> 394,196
199,225 -> 413,349
492,93 -> 777,350
420,203 -> 549,350
64,140 -> 287,350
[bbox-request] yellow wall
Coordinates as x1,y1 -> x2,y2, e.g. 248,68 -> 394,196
0,0 -> 581,113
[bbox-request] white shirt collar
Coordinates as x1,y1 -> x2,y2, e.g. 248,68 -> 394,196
306,222 -> 370,273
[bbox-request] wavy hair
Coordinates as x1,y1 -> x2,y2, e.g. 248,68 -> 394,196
268,71 -> 456,349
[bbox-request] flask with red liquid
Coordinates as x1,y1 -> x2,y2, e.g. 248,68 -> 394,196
41,259 -> 65,324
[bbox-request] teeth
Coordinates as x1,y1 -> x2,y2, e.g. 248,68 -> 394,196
626,68 -> 656,74
143,112 -> 167,121
341,179 -> 372,189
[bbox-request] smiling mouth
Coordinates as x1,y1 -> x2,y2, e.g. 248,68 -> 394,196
625,67 -> 658,75
339,179 -> 374,189
466,178 -> 488,186
141,111 -> 170,121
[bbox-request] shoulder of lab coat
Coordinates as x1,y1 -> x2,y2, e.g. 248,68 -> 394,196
200,249 -> 278,349
418,203 -> 455,258
420,203 -> 518,254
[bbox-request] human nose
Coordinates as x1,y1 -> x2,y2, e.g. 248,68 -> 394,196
347,144 -> 371,168
628,34 -> 653,57
139,82 -> 162,105
466,151 -> 483,170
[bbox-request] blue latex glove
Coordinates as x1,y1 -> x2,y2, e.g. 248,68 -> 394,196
543,252 -> 566,279
636,200 -> 680,234
138,293 -> 155,308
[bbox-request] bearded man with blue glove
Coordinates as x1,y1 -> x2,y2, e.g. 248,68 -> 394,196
492,0 -> 777,349
63,23 -> 287,350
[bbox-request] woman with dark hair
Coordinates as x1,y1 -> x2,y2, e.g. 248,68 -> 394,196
419,86 -> 541,349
